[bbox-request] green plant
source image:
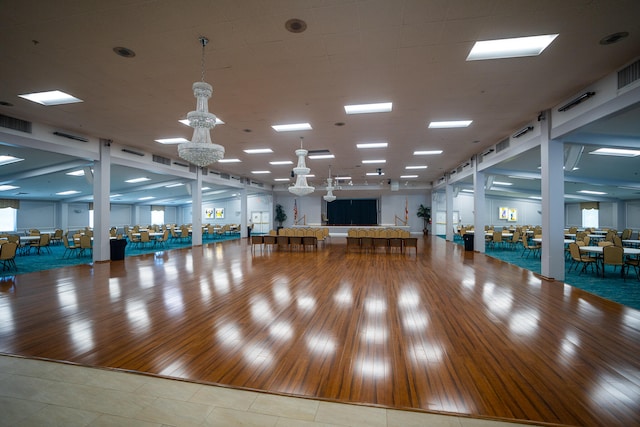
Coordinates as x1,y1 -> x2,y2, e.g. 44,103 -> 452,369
416,204 -> 431,234
275,204 -> 287,227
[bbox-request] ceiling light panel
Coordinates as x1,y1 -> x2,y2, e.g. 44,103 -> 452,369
466,34 -> 558,61
405,165 -> 427,169
344,102 -> 392,114
271,123 -> 312,132
269,161 -> 293,165
357,142 -> 388,148
19,90 -> 83,105
243,148 -> 273,154
56,190 -> 80,195
578,190 -> 607,195
155,138 -> 190,144
125,177 -> 150,183
308,154 -> 335,159
428,121 -> 472,128
0,185 -> 19,191
217,158 -> 241,163
589,148 -> 640,157
251,170 -> 270,174
362,160 -> 386,164
0,155 -> 25,166
414,150 -> 443,155
400,175 -> 418,179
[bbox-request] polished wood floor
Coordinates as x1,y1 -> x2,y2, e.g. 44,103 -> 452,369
1,236 -> 639,426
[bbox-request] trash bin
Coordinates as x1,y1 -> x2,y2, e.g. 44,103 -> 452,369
463,233 -> 474,251
110,239 -> 127,260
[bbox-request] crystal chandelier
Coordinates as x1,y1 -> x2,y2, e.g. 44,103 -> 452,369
323,166 -> 336,202
289,137 -> 314,196
178,36 -> 225,167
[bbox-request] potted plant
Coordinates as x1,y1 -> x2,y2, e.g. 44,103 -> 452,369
416,204 -> 431,235
275,204 -> 287,231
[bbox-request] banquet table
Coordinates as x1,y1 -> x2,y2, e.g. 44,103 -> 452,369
533,238 -> 574,244
579,246 -> 640,256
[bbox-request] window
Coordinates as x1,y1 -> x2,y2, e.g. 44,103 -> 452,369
582,208 -> 598,229
151,210 -> 165,226
0,207 -> 17,231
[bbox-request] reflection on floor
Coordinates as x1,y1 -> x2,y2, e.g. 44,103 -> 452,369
0,355 -> 538,427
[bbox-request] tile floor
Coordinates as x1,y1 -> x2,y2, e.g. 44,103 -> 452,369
0,355 -> 541,427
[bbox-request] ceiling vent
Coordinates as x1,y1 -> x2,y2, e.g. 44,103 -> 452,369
496,138 -> 510,153
618,58 -> 640,89
220,173 -> 230,180
0,114 -> 32,133
152,154 -> 171,166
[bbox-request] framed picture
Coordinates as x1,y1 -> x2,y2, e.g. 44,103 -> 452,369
205,208 -> 214,218
215,208 -> 224,219
499,207 -> 509,220
508,208 -> 517,222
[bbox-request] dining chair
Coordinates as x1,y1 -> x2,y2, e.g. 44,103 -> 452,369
62,236 -> 79,258
139,230 -> 152,248
0,242 -> 18,271
50,229 -> 64,245
624,256 -> 640,281
30,233 -> 52,255
521,237 -> 541,258
491,231 -> 503,249
602,245 -> 624,279
78,235 -> 92,257
154,229 -> 169,248
568,242 -> 598,275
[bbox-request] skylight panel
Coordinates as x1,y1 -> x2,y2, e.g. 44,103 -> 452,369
271,123 -> 312,132
589,148 -> 640,157
344,102 -> 392,115
0,155 -> 25,167
19,90 -> 83,106
428,120 -> 472,128
466,34 -> 558,61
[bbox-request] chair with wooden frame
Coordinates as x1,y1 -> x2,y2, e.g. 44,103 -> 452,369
0,242 -> 18,271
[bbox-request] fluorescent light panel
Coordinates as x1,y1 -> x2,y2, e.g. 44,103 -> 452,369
344,102 -> 392,114
0,185 -> 19,191
269,161 -> 293,165
243,148 -> 273,154
589,148 -> 640,157
0,155 -> 24,166
56,190 -> 80,195
428,120 -> 472,128
125,177 -> 150,183
251,170 -> 270,174
406,165 -> 427,170
335,176 -> 351,180
139,196 -> 155,200
66,170 -> 86,176
271,123 -> 312,132
461,189 -> 474,193
357,142 -> 388,149
155,137 -> 190,144
362,159 -> 386,164
217,158 -> 241,163
466,34 -> 558,61
19,90 -> 83,105
400,175 -> 418,179
578,190 -> 607,195
492,181 -> 513,186
165,183 -> 185,188
308,154 -> 335,159
414,150 -> 443,155
274,178 -> 290,182
366,172 -> 384,176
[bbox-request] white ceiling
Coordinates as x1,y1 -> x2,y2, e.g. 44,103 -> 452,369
1,0 -> 639,205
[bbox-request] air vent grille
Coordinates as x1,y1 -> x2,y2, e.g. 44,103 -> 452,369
0,114 -> 32,133
152,154 -> 171,165
220,173 -> 230,180
496,138 -> 510,153
618,59 -> 640,89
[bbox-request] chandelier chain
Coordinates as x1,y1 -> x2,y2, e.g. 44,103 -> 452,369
199,36 -> 208,82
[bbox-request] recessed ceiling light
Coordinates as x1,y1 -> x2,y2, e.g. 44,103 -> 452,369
65,169 -> 86,176
251,170 -> 270,174
271,123 -> 312,132
405,165 -> 427,170
344,102 -> 392,115
428,120 -> 472,128
0,155 -> 24,166
366,172 -> 384,176
362,159 -> 386,164
243,148 -> 274,154
155,137 -> 190,144
400,175 -> 418,179
466,34 -> 558,61
125,177 -> 150,183
335,176 -> 351,180
492,181 -> 513,186
139,196 -> 155,200
217,158 -> 241,163
589,147 -> 640,157
274,178 -> 290,182
179,118 -> 224,126
56,190 -> 80,196
357,142 -> 388,149
0,185 -> 19,191
19,90 -> 83,106
414,150 -> 443,155
270,161 -> 294,165
308,154 -> 335,159
165,183 -> 185,188
578,190 -> 607,195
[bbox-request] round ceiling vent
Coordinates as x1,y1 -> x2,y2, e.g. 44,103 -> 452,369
285,18 -> 307,33
113,46 -> 136,58
599,31 -> 629,45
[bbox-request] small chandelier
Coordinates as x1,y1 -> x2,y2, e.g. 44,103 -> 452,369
178,36 -> 225,167
323,166 -> 336,202
289,137 -> 314,197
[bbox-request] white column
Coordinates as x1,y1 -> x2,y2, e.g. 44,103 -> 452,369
191,168 -> 203,246
240,189 -> 248,239
445,179 -> 454,241
93,139 -> 111,262
473,165 -> 486,253
540,111 -> 565,280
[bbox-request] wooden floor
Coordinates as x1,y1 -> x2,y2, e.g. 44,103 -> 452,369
1,236 -> 639,426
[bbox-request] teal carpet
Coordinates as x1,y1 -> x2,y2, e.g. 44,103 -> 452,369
442,235 -> 640,311
0,233 -> 241,277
